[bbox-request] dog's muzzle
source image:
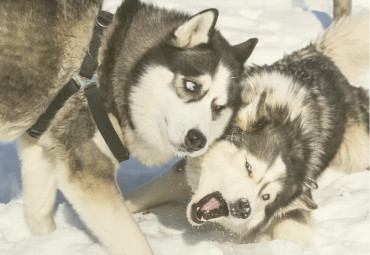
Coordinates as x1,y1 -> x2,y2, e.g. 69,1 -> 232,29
190,191 -> 229,224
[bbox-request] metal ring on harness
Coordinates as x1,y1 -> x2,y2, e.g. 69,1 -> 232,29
72,73 -> 99,91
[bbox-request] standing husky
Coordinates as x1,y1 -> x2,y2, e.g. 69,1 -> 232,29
186,11 -> 369,245
0,0 -> 257,254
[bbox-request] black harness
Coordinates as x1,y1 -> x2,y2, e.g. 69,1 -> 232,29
27,11 -> 130,162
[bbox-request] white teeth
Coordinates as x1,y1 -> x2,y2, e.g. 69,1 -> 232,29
246,208 -> 250,212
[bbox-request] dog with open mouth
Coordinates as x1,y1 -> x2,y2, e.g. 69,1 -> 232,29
186,11 -> 369,245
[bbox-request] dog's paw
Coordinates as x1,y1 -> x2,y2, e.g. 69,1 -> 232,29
26,214 -> 56,235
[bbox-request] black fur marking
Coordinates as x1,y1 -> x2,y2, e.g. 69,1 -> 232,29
185,89 -> 210,104
257,182 -> 271,197
284,210 -> 307,224
232,38 -> 259,65
98,0 -> 142,128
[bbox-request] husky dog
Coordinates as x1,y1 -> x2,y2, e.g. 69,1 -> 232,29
186,12 -> 369,245
0,0 -> 257,254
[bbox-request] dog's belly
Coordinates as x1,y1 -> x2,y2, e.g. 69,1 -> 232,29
0,0 -> 100,141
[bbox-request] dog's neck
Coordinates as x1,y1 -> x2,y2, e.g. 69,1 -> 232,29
104,112 -> 174,166
123,128 -> 176,166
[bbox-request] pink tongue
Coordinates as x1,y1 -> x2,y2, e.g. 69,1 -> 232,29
201,197 -> 221,211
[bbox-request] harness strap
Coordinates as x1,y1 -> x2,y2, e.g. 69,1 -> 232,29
79,11 -> 112,79
85,84 -> 130,162
27,11 -> 130,162
26,79 -> 80,139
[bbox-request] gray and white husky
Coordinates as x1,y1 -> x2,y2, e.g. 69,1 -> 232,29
0,0 -> 256,254
185,11 -> 369,245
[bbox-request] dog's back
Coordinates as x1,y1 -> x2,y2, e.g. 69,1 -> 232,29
269,11 -> 369,173
0,0 -> 101,141
315,11 -> 369,172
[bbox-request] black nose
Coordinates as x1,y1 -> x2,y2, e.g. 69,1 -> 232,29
184,129 -> 207,152
229,198 -> 251,219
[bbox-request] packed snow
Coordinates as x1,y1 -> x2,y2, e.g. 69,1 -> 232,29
0,0 -> 369,254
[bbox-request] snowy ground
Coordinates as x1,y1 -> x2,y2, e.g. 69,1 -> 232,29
0,0 -> 369,254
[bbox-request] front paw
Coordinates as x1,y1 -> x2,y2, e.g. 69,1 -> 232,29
26,213 -> 56,235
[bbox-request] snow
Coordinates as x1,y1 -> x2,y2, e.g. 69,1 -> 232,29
0,0 -> 369,254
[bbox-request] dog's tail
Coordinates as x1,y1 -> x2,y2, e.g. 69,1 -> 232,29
315,10 -> 369,84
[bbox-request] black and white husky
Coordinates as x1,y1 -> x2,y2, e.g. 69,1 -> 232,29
0,0 -> 256,254
186,11 -> 369,245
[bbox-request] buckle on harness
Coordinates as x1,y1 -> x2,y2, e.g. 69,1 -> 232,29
72,73 -> 99,90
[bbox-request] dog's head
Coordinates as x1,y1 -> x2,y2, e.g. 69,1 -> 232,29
186,70 -> 319,237
128,9 -> 257,161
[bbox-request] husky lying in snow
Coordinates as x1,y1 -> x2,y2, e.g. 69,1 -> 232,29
185,12 -> 369,244
0,0 -> 257,254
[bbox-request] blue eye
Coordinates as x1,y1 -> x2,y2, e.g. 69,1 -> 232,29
184,80 -> 200,92
262,194 -> 270,201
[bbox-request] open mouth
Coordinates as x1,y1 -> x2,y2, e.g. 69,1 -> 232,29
190,191 -> 229,224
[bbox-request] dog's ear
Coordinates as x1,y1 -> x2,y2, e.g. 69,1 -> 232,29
292,192 -> 318,211
299,194 -> 318,210
232,38 -> 258,65
171,9 -> 218,48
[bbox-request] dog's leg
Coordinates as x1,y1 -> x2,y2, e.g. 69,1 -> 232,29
55,160 -> 153,255
125,159 -> 191,213
272,210 -> 313,245
18,135 -> 57,235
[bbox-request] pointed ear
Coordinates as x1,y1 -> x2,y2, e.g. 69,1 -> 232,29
300,195 -> 318,210
292,193 -> 318,211
172,9 -> 219,48
232,38 -> 258,65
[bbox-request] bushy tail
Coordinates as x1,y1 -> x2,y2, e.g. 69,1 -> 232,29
315,10 -> 369,85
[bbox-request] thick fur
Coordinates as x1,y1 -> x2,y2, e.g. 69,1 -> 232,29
186,11 -> 369,245
0,1 -> 257,254
315,10 -> 369,85
0,0 -> 100,141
